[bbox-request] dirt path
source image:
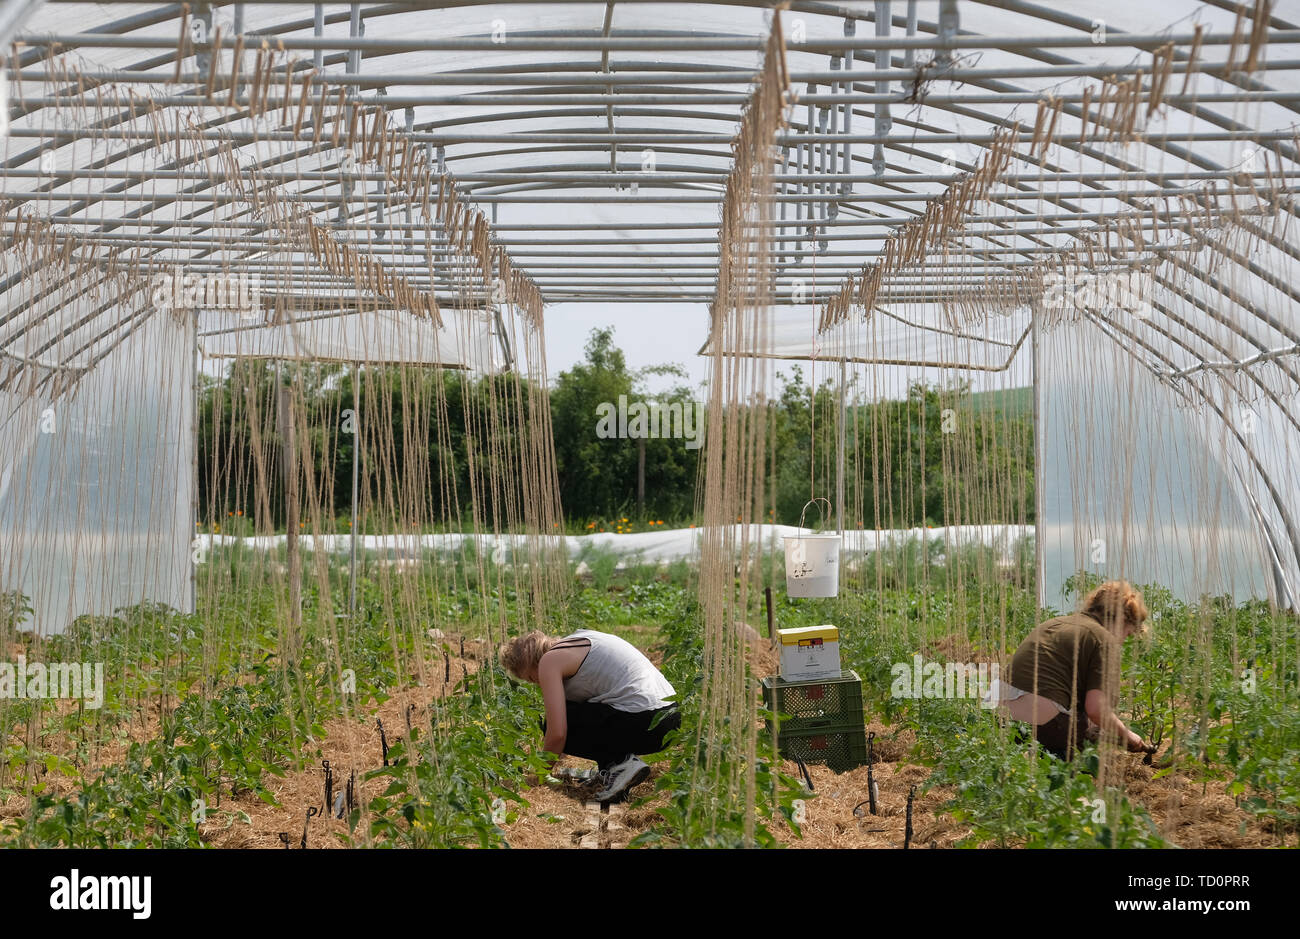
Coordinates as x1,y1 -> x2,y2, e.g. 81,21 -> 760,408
5,626 -> 1285,850
501,760 -> 662,848
209,642 -> 485,848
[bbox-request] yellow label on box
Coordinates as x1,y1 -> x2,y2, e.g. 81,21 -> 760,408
777,624 -> 839,646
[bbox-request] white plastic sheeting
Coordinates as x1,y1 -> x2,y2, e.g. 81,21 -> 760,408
706,300 -> 1034,398
192,521 -> 1032,569
1038,317 -> 1285,610
0,309 -> 194,634
198,305 -> 500,369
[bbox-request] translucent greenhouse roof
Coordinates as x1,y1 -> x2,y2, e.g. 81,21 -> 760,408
2,2 -> 1298,362
1,2 -> 1299,606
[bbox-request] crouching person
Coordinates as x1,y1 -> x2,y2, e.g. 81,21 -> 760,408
987,581 -> 1153,760
501,629 -> 681,802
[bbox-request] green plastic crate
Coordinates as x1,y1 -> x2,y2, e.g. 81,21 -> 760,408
762,671 -> 868,772
761,669 -> 864,723
773,722 -> 869,773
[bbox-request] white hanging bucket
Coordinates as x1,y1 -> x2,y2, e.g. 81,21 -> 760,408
784,499 -> 841,598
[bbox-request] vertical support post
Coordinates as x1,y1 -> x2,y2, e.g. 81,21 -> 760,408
348,3 -> 361,77
349,363 -> 361,614
903,0 -> 918,70
405,107 -> 415,231
233,2 -> 245,100
194,2 -> 214,77
803,85 -> 815,250
493,305 -> 514,369
778,144 -> 790,265
313,3 -> 324,72
935,0 -> 960,69
825,55 -> 839,230
190,309 -> 199,617
872,1 -> 891,177
278,381 -> 302,634
637,436 -> 646,516
841,18 -> 854,191
375,89 -> 386,236
1031,305 -> 1045,611
836,358 -> 847,535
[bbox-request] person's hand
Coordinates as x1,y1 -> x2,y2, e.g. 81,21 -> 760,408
1126,734 -> 1150,753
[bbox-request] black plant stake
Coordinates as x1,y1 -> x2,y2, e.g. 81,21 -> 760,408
346,769 -> 357,813
460,636 -> 465,659
903,785 -> 916,849
444,650 -> 451,684
866,732 -> 879,815
405,702 -> 415,735
794,756 -> 814,792
764,586 -> 774,643
323,759 -> 333,814
301,806 -> 318,849
277,832 -> 290,849
377,718 -> 389,766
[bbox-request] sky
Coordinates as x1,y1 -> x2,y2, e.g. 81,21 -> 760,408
543,301 -> 714,396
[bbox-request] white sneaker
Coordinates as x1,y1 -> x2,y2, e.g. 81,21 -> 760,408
594,755 -> 651,802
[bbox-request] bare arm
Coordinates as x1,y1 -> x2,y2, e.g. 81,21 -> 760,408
537,653 -> 569,763
1084,689 -> 1147,751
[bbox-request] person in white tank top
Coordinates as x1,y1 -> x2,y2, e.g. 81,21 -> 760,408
501,629 -> 680,802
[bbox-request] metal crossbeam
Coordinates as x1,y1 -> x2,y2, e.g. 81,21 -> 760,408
2,0 -> 1298,320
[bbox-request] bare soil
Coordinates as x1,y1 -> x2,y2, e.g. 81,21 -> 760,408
3,627 -> 1286,849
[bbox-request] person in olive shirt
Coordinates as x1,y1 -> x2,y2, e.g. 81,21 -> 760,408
1000,581 -> 1154,760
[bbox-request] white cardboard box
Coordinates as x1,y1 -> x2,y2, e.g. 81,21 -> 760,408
777,625 -> 841,681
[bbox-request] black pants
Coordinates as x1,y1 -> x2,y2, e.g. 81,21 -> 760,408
545,701 -> 681,769
1033,710 -> 1090,761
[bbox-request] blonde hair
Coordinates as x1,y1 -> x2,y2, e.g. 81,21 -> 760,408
1082,581 -> 1149,636
500,630 -> 554,680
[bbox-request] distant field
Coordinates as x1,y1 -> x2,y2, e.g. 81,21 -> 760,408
968,385 -> 1034,417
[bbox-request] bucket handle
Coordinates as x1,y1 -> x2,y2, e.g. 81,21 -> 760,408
797,498 -> 832,534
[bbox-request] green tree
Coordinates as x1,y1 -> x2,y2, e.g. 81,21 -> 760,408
549,328 -> 701,520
